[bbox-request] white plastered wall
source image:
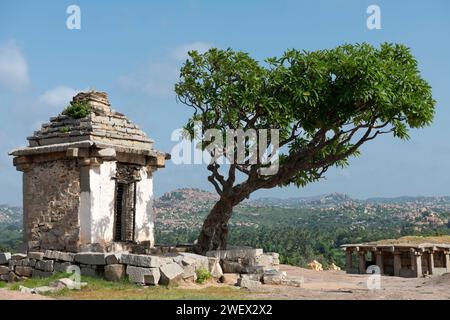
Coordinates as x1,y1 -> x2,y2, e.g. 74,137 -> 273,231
134,167 -> 155,246
79,161 -> 154,249
79,161 -> 116,247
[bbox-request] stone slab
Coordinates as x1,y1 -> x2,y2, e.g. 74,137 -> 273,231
32,269 -> 55,278
74,252 -> 106,265
35,260 -> 54,272
237,278 -> 262,290
126,265 -> 160,285
10,253 -> 27,261
105,253 -> 122,265
120,254 -> 159,268
0,252 -> 11,264
27,252 -> 45,261
0,265 -> 10,275
159,262 -> 184,286
15,266 -> 33,277
105,264 -> 126,282
206,248 -> 263,261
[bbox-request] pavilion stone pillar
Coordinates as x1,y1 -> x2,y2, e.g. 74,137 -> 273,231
414,252 -> 423,277
346,250 -> 353,273
445,251 -> 450,272
358,251 -> 366,274
393,251 -> 402,277
428,251 -> 435,275
375,251 -> 384,275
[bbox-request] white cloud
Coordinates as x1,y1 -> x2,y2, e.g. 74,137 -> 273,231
117,42 -> 213,97
38,86 -> 81,108
171,41 -> 213,61
0,41 -> 30,91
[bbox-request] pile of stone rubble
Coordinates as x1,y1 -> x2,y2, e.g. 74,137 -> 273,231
0,247 -> 303,289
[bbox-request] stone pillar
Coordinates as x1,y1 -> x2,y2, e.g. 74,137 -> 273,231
445,251 -> 450,272
358,252 -> 366,274
375,251 -> 384,275
414,252 -> 422,277
346,250 -> 353,273
393,252 -> 402,277
429,251 -> 435,275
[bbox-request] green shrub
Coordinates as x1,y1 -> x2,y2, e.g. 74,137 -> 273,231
63,101 -> 91,119
59,126 -> 70,133
195,267 -> 212,284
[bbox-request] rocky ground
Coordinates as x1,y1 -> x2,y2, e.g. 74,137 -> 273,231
1,264 -> 449,300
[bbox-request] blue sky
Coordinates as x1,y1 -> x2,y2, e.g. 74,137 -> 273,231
0,0 -> 449,205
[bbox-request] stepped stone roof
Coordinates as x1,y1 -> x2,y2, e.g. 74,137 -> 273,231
10,91 -> 169,166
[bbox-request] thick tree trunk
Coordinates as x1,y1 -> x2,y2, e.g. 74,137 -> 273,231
194,197 -> 234,254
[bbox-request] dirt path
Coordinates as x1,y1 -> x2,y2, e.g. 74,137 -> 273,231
248,265 -> 450,300
0,288 -> 53,300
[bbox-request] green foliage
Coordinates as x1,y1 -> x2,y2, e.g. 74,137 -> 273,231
63,101 -> 91,119
195,267 -> 212,284
59,126 -> 70,133
175,43 -> 435,189
0,225 -> 22,252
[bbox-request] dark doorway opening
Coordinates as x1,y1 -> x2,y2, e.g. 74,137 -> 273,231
113,181 -> 137,242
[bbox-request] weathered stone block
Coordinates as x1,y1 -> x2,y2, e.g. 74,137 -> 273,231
104,264 -> 126,282
237,277 -> 262,290
262,273 -> 284,285
179,253 -> 209,269
121,254 -> 159,268
207,248 -> 263,261
35,260 -> 54,272
181,264 -> 196,280
221,260 -> 246,274
281,277 -> 303,287
16,258 -> 30,267
15,266 -> 33,277
8,271 -> 20,282
159,262 -> 184,286
126,265 -> 160,285
32,269 -> 54,278
28,252 -> 45,261
220,273 -> 240,285
11,253 -> 27,261
0,265 -> 10,275
55,251 -> 75,262
0,252 -> 11,264
105,253 -> 122,265
74,252 -> 106,265
54,262 -> 73,273
143,269 -> 161,285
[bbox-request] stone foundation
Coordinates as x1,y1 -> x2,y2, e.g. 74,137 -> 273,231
0,247 -> 301,288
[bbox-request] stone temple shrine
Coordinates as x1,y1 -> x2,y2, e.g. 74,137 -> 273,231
9,91 -> 169,253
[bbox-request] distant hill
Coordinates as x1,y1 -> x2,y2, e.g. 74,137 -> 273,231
0,205 -> 22,226
249,192 -> 355,208
1,188 -> 450,266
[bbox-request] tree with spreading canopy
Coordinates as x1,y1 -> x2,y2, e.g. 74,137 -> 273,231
174,43 -> 436,254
